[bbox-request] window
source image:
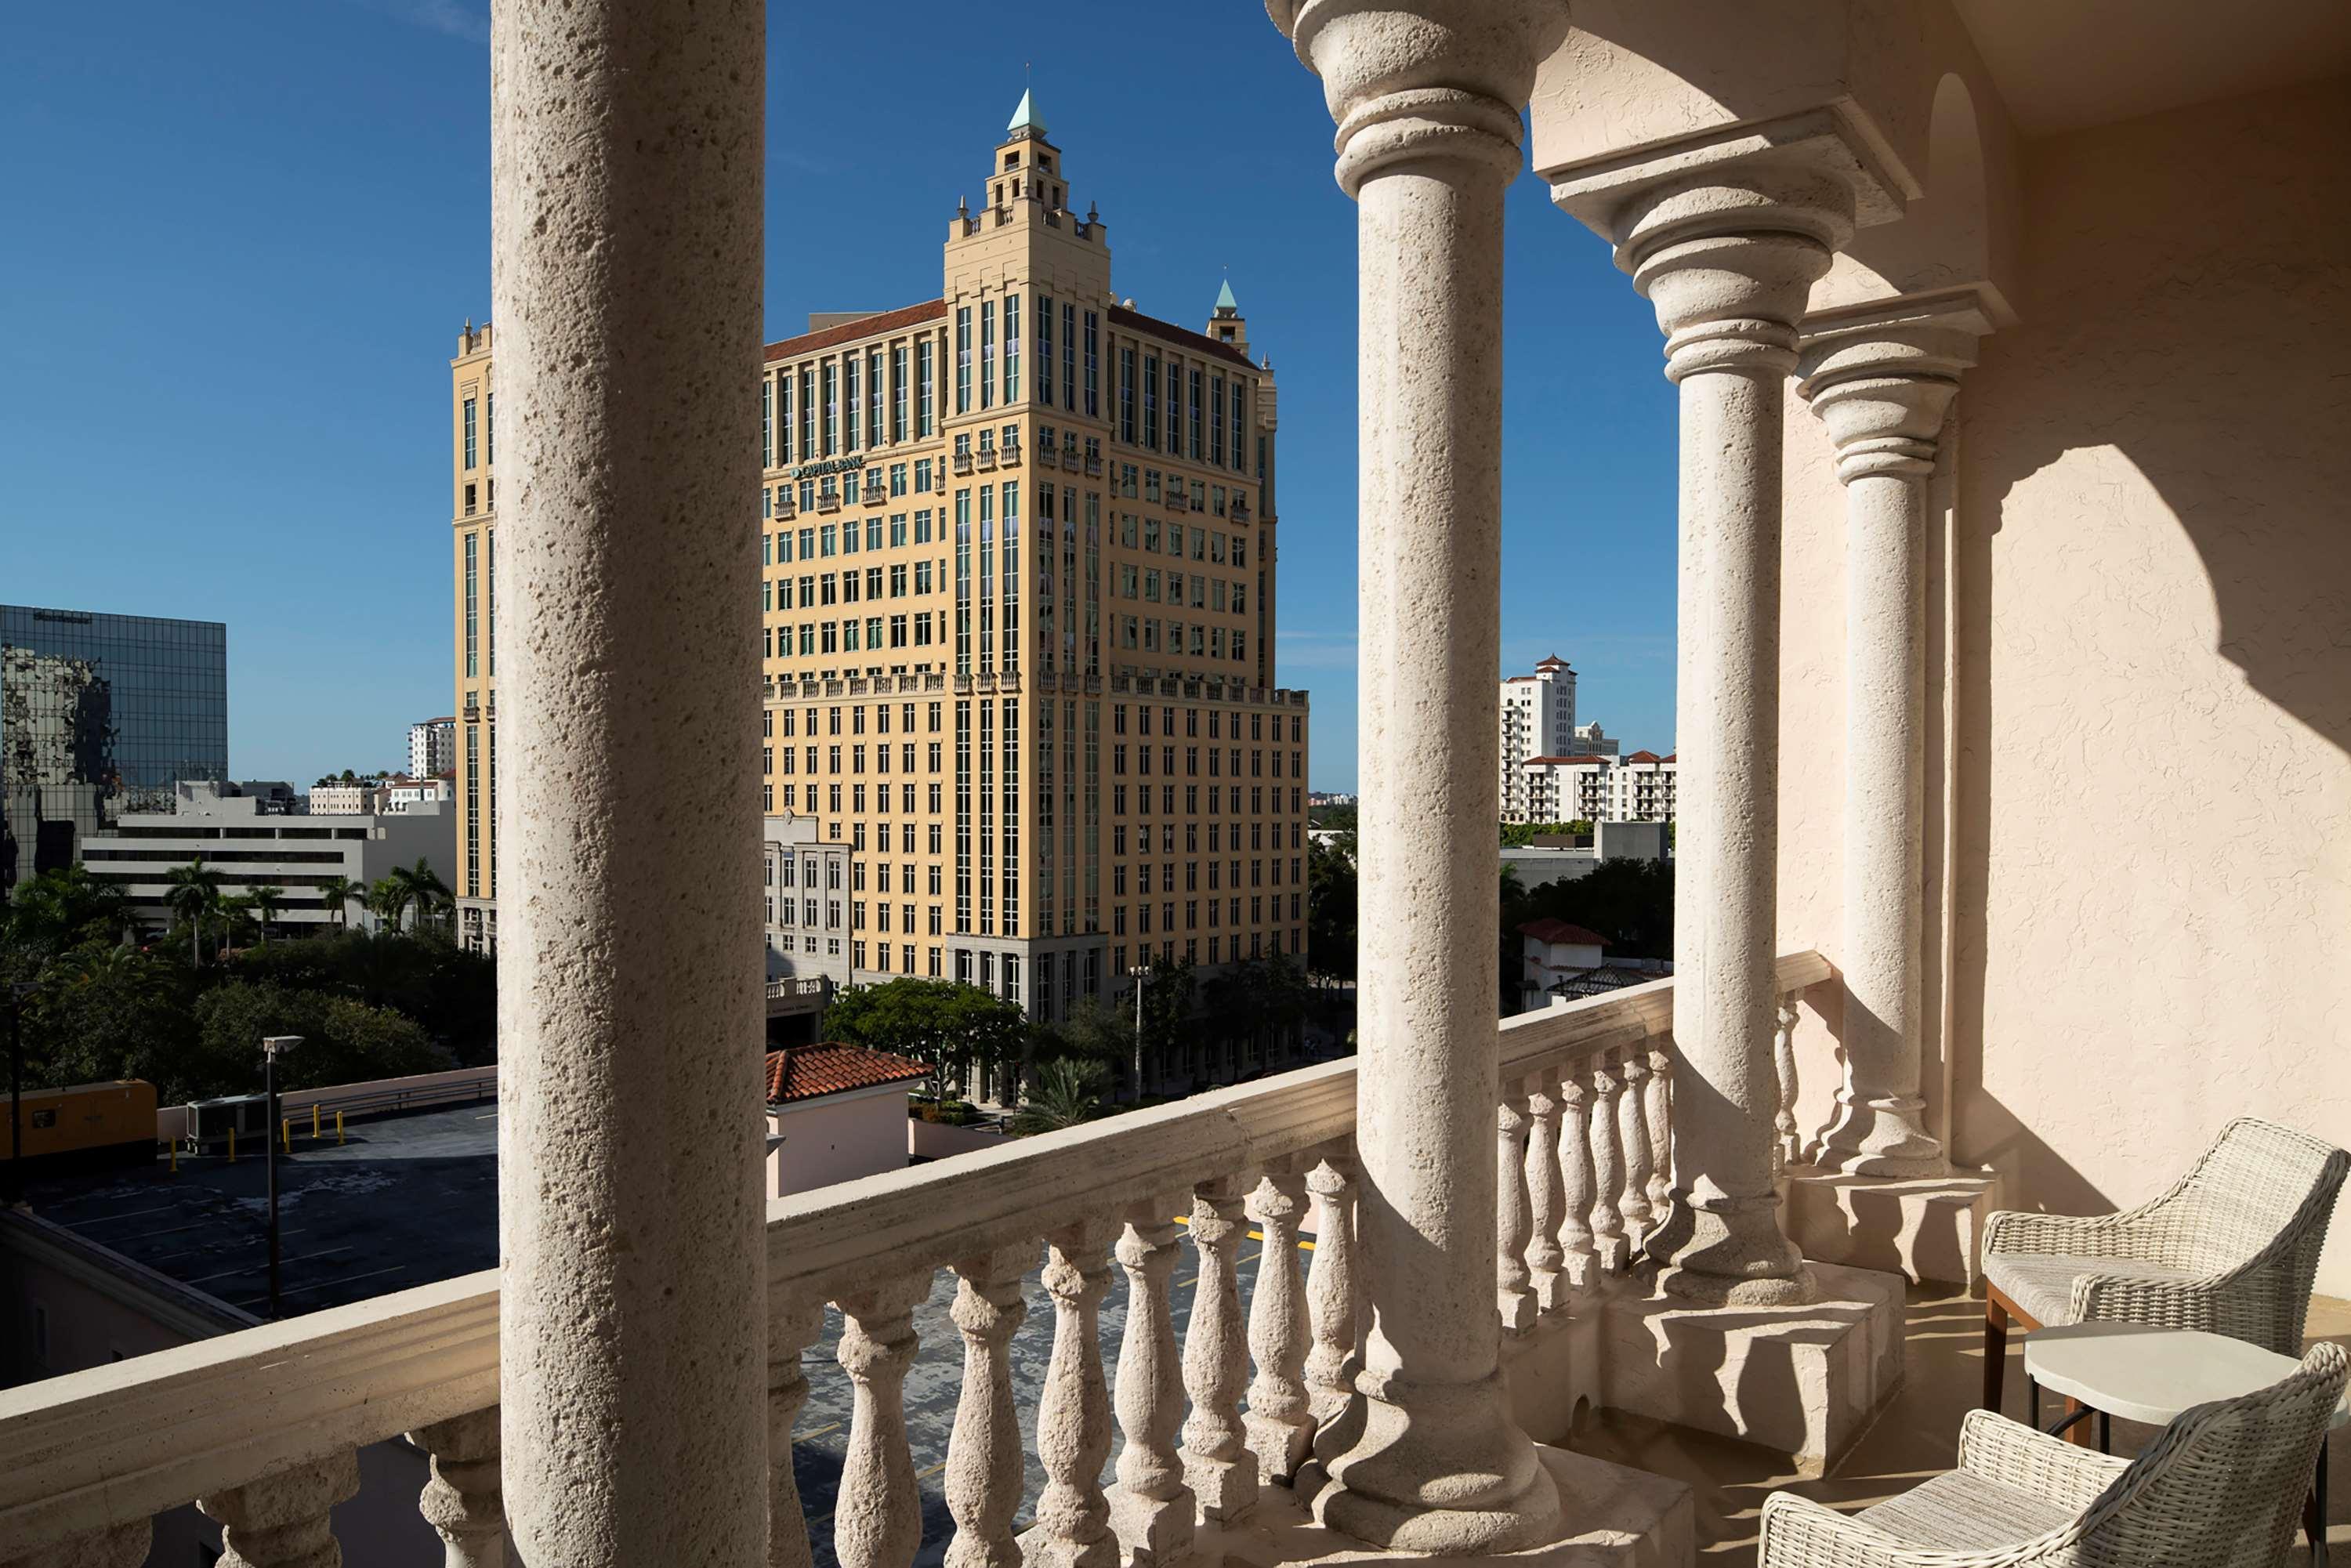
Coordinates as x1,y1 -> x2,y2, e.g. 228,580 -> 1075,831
760,379 -> 772,469
823,360 -> 839,454
1118,346 -> 1137,444
1003,293 -> 1021,406
980,299 -> 995,411
868,349 -> 885,447
1211,374 -> 1226,466
1143,354 -> 1160,449
1083,310 -> 1099,418
892,346 -> 909,443
462,397 -> 478,469
1189,368 -> 1204,458
918,339 -> 937,435
1038,295 -> 1055,404
778,375 -> 793,465
956,307 -> 973,414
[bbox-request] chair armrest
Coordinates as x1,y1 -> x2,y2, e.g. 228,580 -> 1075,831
1982,1206 -> 2166,1262
1955,1408 -> 2130,1512
1758,1492 -> 1911,1568
2070,1268 -> 2302,1352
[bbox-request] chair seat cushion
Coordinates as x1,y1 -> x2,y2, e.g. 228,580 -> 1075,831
1983,1251 -> 2197,1327
1858,1471 -> 2081,1552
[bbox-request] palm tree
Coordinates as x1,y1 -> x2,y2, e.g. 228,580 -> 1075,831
161,860 -> 226,966
1009,1058 -> 1107,1135
216,893 -> 258,958
248,885 -> 284,946
316,875 -> 363,929
399,859 -> 453,933
366,875 -> 410,934
375,860 -> 454,934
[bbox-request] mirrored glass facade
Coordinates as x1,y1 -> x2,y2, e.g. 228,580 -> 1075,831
2,605 -> 228,893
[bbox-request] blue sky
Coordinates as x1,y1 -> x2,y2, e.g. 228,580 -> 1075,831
1,0 -> 1680,791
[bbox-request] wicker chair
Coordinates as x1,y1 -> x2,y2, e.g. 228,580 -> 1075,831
1758,1342 -> 2348,1567
1981,1117 -> 2348,1414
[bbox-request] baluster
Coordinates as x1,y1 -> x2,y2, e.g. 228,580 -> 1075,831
408,1407 -> 505,1568
1557,1075 -> 1598,1291
1302,1154 -> 1359,1422
836,1273 -> 929,1568
0,1520 -> 150,1568
1032,1222 -> 1117,1568
1243,1168 -> 1314,1481
1495,1092 -> 1536,1331
1617,1051 -> 1655,1245
1589,1061 -> 1628,1273
1644,1045 -> 1674,1218
199,1450 -> 360,1568
1109,1204 -> 1194,1568
1523,1077 -> 1567,1313
944,1249 -> 1029,1568
1773,1001 -> 1802,1172
768,1301 -> 824,1568
1179,1175 -> 1259,1522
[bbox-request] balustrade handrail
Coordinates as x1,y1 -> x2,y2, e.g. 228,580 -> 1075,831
0,951 -> 1832,1554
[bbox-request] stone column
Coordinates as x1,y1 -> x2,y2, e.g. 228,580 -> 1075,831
1798,301 -> 1982,1178
1268,0 -> 1568,1553
1555,148 -> 1860,1306
490,0 -> 769,1563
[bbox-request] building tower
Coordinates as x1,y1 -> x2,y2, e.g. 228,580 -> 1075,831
450,93 -> 1310,1015
1498,654 -> 1576,818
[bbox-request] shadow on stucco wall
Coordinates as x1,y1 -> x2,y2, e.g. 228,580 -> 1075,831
1940,78 -> 2351,1226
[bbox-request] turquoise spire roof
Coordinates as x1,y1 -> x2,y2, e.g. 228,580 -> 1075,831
1007,89 -> 1045,136
1215,279 -> 1241,313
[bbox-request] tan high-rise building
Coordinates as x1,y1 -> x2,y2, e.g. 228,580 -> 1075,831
449,94 -> 1310,1013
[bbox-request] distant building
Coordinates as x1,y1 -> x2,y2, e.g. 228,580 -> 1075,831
408,718 -> 456,779
380,776 -> 455,813
1,605 -> 228,894
1517,750 -> 1676,827
77,780 -> 455,937
1498,655 -> 1626,821
763,814 -> 853,987
1515,915 -> 1668,1012
1306,790 -> 1357,808
309,782 -> 379,816
1501,818 -> 1670,893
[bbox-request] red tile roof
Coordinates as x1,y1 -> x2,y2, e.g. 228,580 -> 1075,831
1623,750 -> 1665,764
1524,755 -> 1610,766
764,300 -> 949,364
1108,305 -> 1258,371
765,1043 -> 929,1104
1519,919 -> 1609,948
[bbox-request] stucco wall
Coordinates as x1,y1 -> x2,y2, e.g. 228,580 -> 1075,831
767,1086 -> 915,1197
1779,76 -> 2351,1293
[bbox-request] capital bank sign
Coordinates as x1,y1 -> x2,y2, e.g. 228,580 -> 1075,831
792,455 -> 868,481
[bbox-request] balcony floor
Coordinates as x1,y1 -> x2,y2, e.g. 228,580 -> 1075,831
1571,1287 -> 2351,1564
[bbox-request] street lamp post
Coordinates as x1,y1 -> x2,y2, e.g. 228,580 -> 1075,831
1128,964 -> 1150,1102
260,1034 -> 301,1319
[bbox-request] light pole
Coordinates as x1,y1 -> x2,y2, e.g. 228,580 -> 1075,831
6,980 -> 36,1202
261,1034 -> 301,1319
1127,964 -> 1150,1102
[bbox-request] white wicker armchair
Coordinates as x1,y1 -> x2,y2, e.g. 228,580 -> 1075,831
1981,1117 -> 2347,1413
1759,1342 -> 2348,1568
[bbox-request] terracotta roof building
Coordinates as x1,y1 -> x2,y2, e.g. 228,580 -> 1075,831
764,1044 -> 929,1106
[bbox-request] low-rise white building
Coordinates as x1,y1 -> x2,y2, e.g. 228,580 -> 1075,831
308,782 -> 379,816
762,1044 -> 928,1197
379,776 -> 454,813
1516,749 -> 1677,826
78,780 -> 456,936
408,718 -> 455,779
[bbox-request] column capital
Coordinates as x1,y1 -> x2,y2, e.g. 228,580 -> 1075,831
1266,0 -> 1568,195
1798,292 -> 1988,483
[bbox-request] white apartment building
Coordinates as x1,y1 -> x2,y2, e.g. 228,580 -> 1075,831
408,717 -> 456,779
381,775 -> 455,813
1499,654 -> 1577,820
76,780 -> 456,934
1518,748 -> 1677,827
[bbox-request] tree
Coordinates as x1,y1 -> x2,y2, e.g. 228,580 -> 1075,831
162,860 -> 226,966
1306,838 -> 1358,983
1037,994 -> 1136,1096
374,860 -> 454,935
248,885 -> 285,946
316,875 -> 363,929
824,977 -> 1027,1104
1,866 -> 130,959
1009,1057 -> 1107,1135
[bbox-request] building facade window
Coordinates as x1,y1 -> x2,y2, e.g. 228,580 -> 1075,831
956,307 -> 973,415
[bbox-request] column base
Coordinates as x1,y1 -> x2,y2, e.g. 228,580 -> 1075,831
1596,1262 -> 1905,1476
1784,1164 -> 1997,1287
1204,1445 -> 1692,1568
1813,1097 -> 1949,1178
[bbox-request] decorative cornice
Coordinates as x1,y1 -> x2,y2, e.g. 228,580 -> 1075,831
1797,293 -> 1988,482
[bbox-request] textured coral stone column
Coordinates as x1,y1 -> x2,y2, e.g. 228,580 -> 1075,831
1268,0 -> 1567,1552
490,0 -> 770,1561
1619,168 -> 1854,1306
1798,309 -> 1980,1178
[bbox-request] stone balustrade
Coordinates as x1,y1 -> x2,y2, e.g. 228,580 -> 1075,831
0,953 -> 1830,1566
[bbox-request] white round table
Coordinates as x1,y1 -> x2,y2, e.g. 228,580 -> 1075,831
2023,1321 -> 2345,1566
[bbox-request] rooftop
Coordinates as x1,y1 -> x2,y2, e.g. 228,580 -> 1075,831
21,1101 -> 498,1321
766,1043 -> 929,1104
1520,918 -> 1610,947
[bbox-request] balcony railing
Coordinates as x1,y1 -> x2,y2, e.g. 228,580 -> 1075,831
952,451 -> 974,475
0,955 -> 1830,1564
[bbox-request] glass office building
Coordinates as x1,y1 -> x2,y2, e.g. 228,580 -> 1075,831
1,605 -> 228,893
